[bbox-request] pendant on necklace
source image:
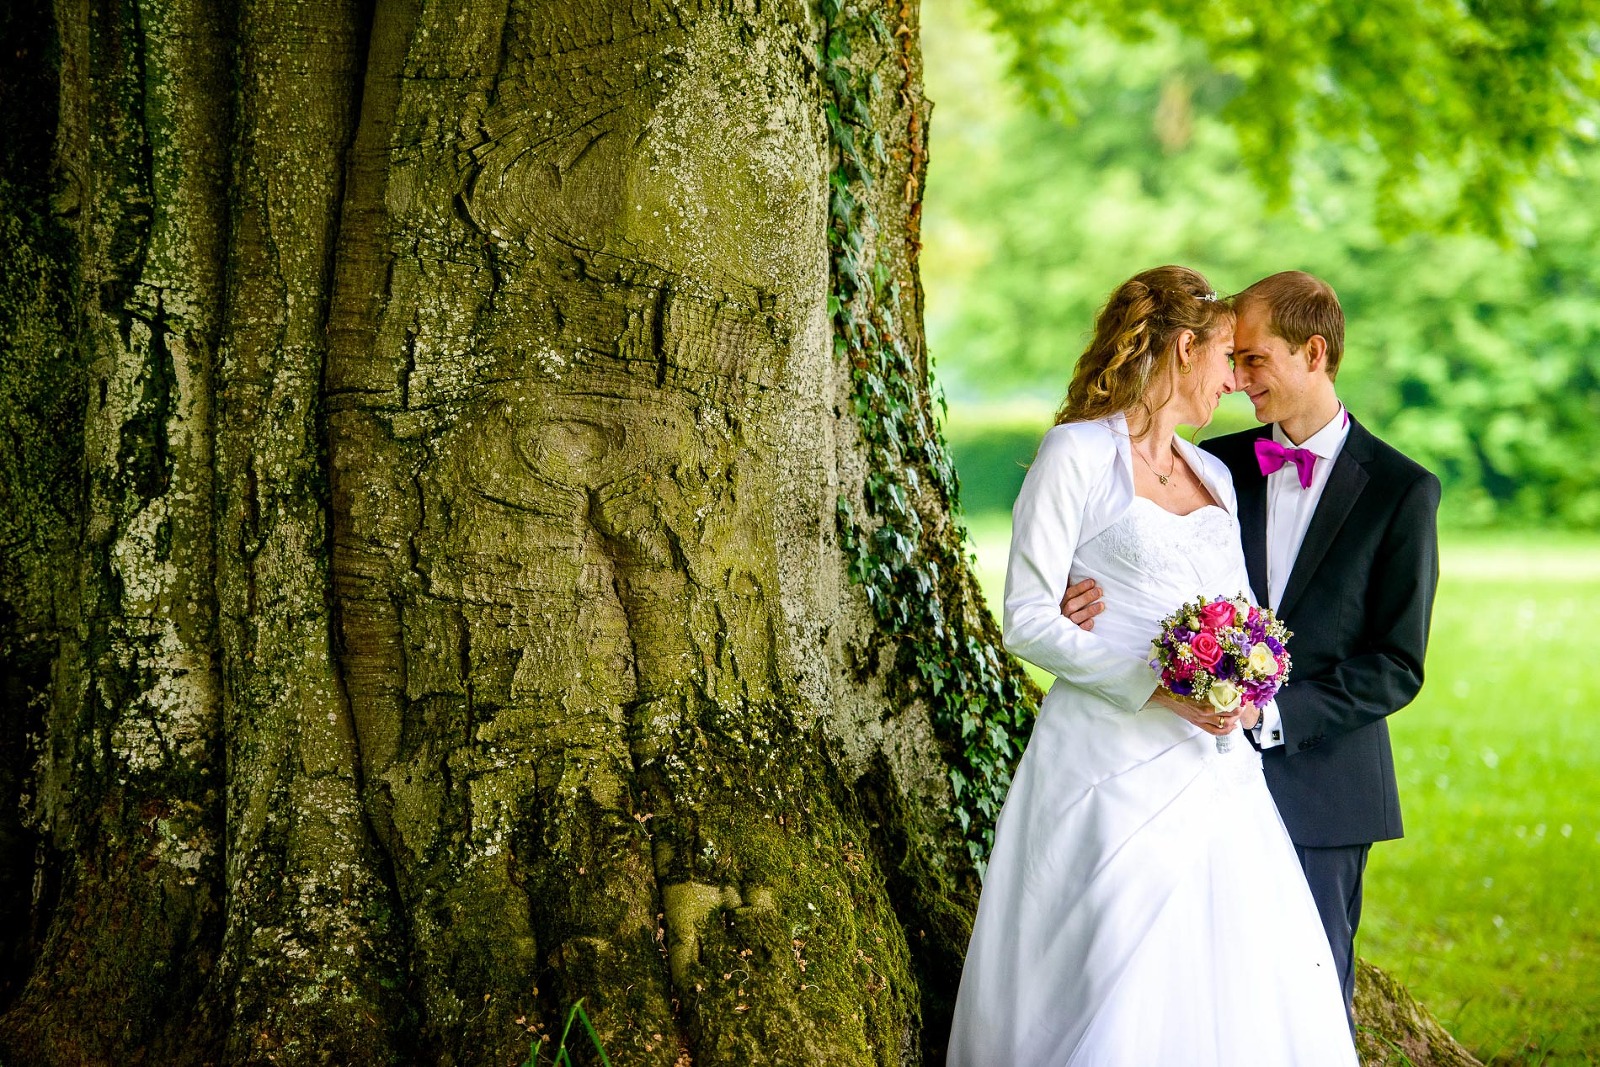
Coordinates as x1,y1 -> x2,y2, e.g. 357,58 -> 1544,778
1157,474 -> 1169,485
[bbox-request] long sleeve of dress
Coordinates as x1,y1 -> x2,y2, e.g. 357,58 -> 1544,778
1002,424 -> 1160,713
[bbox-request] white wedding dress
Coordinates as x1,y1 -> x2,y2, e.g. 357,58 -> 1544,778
948,420 -> 1358,1066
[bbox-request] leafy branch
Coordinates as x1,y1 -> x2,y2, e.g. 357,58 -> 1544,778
976,0 -> 1600,237
820,0 -> 1035,870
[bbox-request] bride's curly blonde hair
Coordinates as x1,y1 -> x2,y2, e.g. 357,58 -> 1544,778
1055,266 -> 1233,432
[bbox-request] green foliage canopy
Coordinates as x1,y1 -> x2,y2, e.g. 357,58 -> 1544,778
977,0 -> 1600,235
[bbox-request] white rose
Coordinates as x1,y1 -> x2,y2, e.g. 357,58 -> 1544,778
1247,642 -> 1280,676
1233,600 -> 1250,625
1207,680 -> 1242,713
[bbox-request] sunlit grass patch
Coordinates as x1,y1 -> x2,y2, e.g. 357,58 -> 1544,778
1360,551 -> 1600,1065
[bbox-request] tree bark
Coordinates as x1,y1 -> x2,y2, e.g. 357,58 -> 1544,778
1355,960 -> 1484,1067
2,0 -> 230,1059
3,1 -> 990,1062
0,0 -> 1484,1064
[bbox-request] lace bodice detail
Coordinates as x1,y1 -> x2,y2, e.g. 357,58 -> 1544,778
1069,497 -> 1256,661
1091,499 -> 1241,586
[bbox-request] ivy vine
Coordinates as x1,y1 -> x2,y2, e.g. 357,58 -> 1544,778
818,0 -> 1035,871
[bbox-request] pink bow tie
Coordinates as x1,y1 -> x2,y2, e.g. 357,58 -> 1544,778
1255,437 -> 1317,488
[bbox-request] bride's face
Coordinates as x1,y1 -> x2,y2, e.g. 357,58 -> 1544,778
1174,325 -> 1237,426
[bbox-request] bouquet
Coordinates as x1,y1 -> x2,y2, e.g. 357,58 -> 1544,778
1148,594 -> 1292,753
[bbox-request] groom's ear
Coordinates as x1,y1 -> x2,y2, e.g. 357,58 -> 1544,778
1303,334 -> 1329,375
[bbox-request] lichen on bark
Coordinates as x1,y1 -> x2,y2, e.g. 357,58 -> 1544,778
1,0 -> 231,1060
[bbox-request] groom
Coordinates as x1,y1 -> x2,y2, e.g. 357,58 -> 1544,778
1065,270 -> 1441,1022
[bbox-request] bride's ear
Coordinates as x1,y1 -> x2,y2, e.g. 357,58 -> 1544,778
1174,329 -> 1195,369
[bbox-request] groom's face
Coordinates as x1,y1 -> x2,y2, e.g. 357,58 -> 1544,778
1232,303 -> 1316,425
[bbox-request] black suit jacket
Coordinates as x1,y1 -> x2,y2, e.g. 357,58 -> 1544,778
1202,417 -> 1441,847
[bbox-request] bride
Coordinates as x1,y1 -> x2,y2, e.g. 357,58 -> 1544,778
947,267 -> 1357,1065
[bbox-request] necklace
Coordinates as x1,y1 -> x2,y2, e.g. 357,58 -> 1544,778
1133,443 -> 1178,485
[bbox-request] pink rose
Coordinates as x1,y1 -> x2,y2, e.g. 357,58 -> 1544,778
1190,631 -> 1223,669
1198,601 -> 1237,631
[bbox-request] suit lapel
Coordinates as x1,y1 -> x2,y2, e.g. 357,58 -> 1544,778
1276,419 -> 1373,619
1236,457 -> 1270,608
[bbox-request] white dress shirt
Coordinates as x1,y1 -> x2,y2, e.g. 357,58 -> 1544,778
1255,403 -> 1350,749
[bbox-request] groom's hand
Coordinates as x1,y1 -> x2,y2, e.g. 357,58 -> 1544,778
1239,701 -> 1262,731
1060,578 -> 1104,630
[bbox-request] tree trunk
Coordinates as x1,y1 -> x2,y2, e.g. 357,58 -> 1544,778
2,0 -> 1003,1062
0,0 -> 1482,1064
1354,960 -> 1483,1067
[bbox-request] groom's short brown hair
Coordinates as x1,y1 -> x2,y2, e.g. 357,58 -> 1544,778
1235,271 -> 1345,380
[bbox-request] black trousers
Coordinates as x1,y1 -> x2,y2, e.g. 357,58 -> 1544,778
1294,842 -> 1371,1034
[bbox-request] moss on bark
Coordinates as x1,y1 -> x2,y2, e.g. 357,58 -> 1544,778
1356,959 -> 1485,1067
1,0 -> 230,1059
0,0 -> 83,1007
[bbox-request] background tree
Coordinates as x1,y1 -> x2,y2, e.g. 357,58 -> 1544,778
924,7 -> 1600,527
980,0 -> 1600,236
0,0 -> 1590,1064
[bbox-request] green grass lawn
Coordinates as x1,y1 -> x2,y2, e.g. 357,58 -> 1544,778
961,518 -> 1600,1065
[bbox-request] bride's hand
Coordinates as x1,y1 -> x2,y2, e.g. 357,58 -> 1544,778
1150,689 -> 1240,736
